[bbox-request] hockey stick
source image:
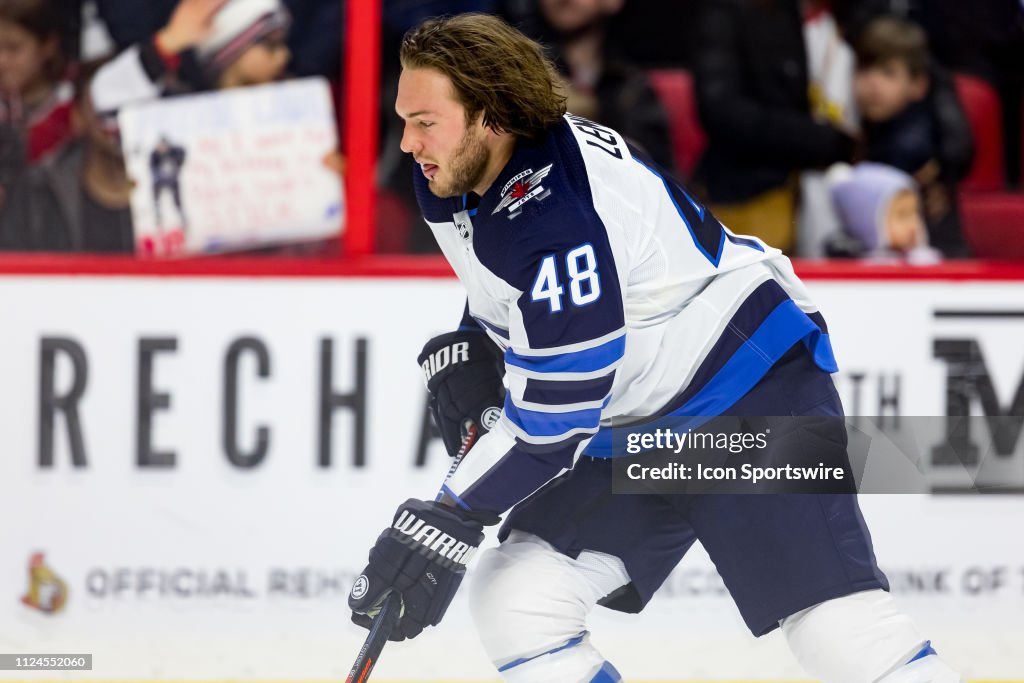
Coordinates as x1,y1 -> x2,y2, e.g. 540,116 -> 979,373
436,422 -> 478,503
347,424 -> 480,682
345,591 -> 402,683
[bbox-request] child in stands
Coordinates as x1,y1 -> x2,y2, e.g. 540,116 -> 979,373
853,15 -> 972,256
827,162 -> 940,263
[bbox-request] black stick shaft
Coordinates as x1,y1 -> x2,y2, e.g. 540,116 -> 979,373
348,426 -> 478,680
345,592 -> 402,683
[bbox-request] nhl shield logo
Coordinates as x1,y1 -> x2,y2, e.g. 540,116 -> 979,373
453,210 -> 473,242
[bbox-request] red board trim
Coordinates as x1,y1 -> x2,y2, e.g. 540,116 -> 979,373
0,255 -> 1023,281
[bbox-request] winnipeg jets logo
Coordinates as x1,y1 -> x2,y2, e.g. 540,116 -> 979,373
492,164 -> 554,219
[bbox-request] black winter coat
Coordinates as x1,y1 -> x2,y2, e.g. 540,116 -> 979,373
692,0 -> 883,203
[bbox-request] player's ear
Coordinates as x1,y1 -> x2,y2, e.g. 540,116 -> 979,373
470,110 -> 488,131
481,116 -> 507,139
477,112 -> 509,139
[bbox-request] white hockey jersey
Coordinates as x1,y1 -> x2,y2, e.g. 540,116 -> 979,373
416,114 -> 837,515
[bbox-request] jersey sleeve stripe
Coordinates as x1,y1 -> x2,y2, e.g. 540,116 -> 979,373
509,328 -> 626,356
510,396 -> 609,413
505,335 -> 625,374
512,431 -> 592,456
522,374 -> 616,405
503,395 -> 607,438
504,419 -> 601,445
505,365 -> 622,382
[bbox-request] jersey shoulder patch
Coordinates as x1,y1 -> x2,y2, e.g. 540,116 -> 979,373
475,121 -> 609,291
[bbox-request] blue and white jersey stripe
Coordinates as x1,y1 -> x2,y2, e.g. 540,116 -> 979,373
504,332 -> 625,376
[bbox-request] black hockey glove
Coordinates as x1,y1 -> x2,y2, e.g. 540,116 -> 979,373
418,330 -> 505,457
349,499 -> 497,641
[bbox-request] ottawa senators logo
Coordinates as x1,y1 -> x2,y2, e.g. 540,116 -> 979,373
21,552 -> 68,614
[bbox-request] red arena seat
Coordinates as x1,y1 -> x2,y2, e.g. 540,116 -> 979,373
647,69 -> 707,180
959,191 -> 1024,259
953,73 -> 1005,192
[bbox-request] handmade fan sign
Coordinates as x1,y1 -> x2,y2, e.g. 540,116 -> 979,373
118,77 -> 344,257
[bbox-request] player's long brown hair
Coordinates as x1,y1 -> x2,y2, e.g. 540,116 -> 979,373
400,13 -> 567,142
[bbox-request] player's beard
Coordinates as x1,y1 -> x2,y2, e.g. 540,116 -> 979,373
428,125 -> 490,198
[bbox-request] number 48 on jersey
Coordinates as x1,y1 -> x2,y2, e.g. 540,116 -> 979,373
531,243 -> 602,313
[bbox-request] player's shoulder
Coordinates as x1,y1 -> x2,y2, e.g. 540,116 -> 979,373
484,118 -> 592,215
476,118 -> 618,289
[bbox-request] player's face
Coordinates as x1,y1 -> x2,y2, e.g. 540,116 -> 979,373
396,67 -> 491,198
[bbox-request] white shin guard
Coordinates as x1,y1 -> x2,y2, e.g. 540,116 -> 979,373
782,589 -> 962,683
496,635 -> 621,683
469,531 -> 629,683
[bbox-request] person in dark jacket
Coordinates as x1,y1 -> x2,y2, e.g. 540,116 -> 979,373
912,0 -> 1024,187
853,15 -> 973,256
692,0 -> 887,252
508,0 -> 675,172
0,58 -> 134,252
94,0 -> 341,79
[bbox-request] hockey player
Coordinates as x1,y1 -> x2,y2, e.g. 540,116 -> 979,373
348,13 -> 962,683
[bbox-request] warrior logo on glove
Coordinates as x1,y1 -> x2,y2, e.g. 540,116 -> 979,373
480,406 -> 502,430
393,508 -> 477,564
350,575 -> 369,600
348,499 -> 496,642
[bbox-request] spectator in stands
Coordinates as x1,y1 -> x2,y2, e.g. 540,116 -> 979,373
498,0 -> 698,69
793,0 -> 860,258
826,162 -> 940,264
912,0 -> 1024,187
853,16 -> 973,256
0,0 -> 74,170
90,0 -> 291,115
0,58 -> 134,252
94,0 -> 341,80
692,0 -> 889,254
518,0 -> 674,170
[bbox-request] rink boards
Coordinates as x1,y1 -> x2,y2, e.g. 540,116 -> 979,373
2,273 -> 1023,681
